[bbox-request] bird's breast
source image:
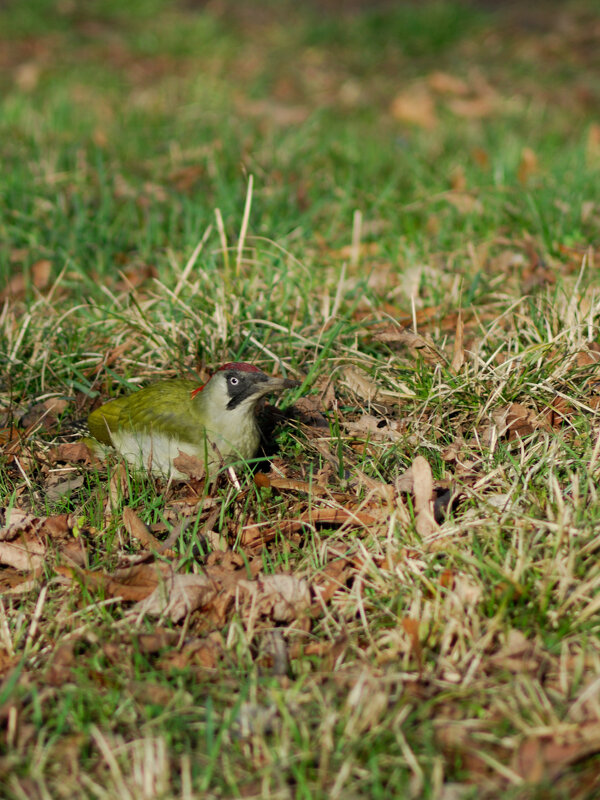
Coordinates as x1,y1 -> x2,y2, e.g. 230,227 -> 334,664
110,409 -> 260,479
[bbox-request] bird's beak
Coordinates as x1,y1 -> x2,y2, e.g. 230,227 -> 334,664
254,375 -> 300,397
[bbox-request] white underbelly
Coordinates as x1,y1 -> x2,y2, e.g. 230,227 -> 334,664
110,423 -> 260,479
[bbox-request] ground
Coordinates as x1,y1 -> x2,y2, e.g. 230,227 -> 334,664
1,0 -> 600,798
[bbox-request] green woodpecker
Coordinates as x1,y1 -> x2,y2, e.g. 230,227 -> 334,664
87,363 -> 298,479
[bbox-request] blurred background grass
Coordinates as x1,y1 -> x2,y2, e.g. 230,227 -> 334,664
1,0 -> 597,303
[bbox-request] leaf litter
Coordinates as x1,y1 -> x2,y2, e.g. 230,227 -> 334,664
3,5 -> 600,795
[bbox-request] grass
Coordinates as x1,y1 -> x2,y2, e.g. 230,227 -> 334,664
2,0 -> 600,797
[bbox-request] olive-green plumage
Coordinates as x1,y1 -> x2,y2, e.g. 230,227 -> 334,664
88,379 -> 201,447
86,364 -> 297,479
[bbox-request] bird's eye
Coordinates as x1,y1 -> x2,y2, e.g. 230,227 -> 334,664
229,376 -> 239,386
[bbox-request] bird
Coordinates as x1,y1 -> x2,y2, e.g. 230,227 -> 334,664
86,362 -> 298,479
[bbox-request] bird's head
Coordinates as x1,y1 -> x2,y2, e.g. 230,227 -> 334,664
191,362 -> 298,417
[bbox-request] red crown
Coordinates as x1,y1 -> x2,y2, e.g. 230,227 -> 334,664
191,362 -> 262,397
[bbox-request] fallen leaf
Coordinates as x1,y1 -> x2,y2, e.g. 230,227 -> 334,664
505,403 -> 539,439
31,259 -> 52,290
241,506 -> 379,547
394,465 -> 414,494
427,71 -> 469,96
0,568 -> 36,594
445,192 -> 483,215
543,396 -> 573,429
402,617 -> 423,670
122,506 -> 163,551
450,312 -> 465,372
471,146 -> 490,169
239,573 -> 311,622
450,164 -> 467,192
372,326 -> 445,364
173,450 -> 206,480
254,473 -> 349,499
131,572 -> 215,623
236,97 -> 309,126
0,540 -> 46,572
586,123 -> 600,166
447,95 -> 496,119
50,441 -> 94,463
390,85 -> 437,129
449,575 -> 482,607
291,396 -> 329,428
518,147 -> 539,184
412,456 -> 438,537
513,723 -> 600,782
489,630 -> 545,674
341,367 -> 380,404
311,558 -> 352,615
45,476 -> 84,503
45,642 -> 75,687
160,635 -> 222,670
344,414 -> 402,441
105,462 -> 128,519
14,62 -> 41,91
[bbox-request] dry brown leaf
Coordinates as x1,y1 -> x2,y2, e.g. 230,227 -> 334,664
471,146 -> 490,169
518,147 -> 539,184
310,559 -> 353,617
341,367 -> 380,404
168,164 -> 204,193
333,242 -> 379,260
0,567 -> 36,594
64,562 -> 169,603
576,348 -> 600,367
390,85 -> 437,129
135,630 -> 180,653
45,642 -> 75,687
450,312 -> 465,372
352,469 -> 395,502
160,635 -> 222,670
449,575 -> 482,608
0,540 -> 46,572
543,396 -> 574,429
14,62 -> 41,91
450,164 -> 467,192
45,476 -> 84,503
254,473 -> 348,499
427,71 -> 469,96
402,617 -> 423,670
292,395 -> 329,428
489,630 -> 545,674
122,506 -> 163,551
447,95 -> 496,119
394,465 -> 414,494
372,326 -> 445,364
345,414 -> 402,441
586,123 -> 600,166
412,456 -> 436,531
513,723 -> 600,783
505,402 -> 539,439
239,573 -> 311,622
237,97 -> 309,127
131,572 -> 215,623
445,192 -> 483,215
31,259 -> 52,289
51,441 -> 94,463
1,508 -> 75,548
1,260 -> 52,300
172,449 -> 206,480
85,341 -> 133,377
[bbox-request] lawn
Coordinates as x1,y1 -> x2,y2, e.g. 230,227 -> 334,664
1,0 -> 600,797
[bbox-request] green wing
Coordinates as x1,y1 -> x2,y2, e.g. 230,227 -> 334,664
88,380 -> 202,446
